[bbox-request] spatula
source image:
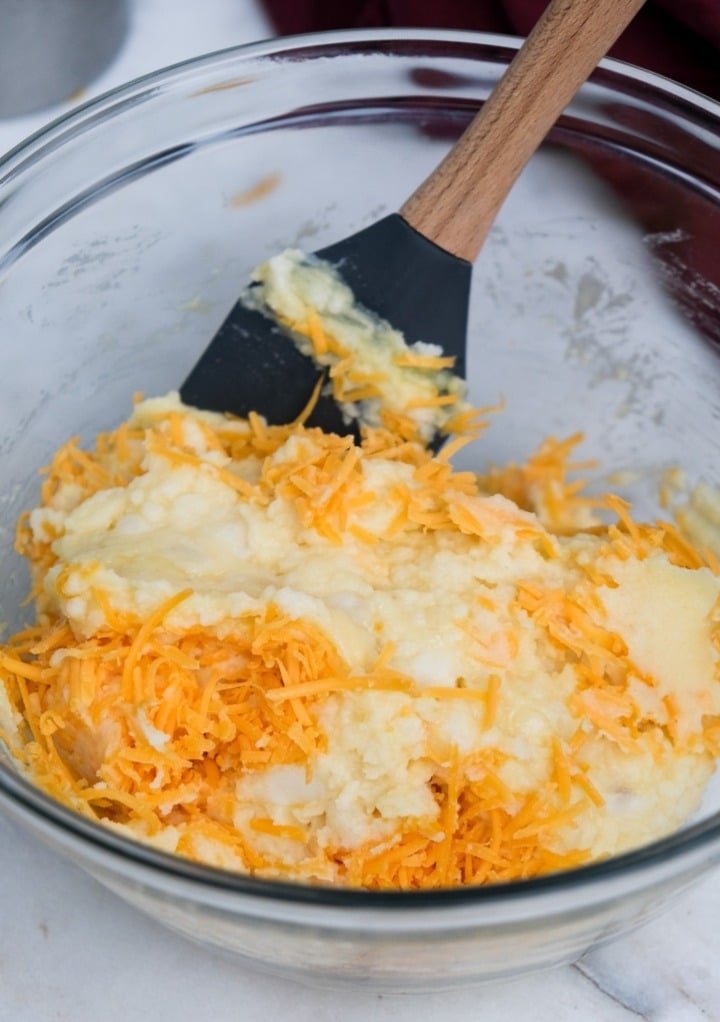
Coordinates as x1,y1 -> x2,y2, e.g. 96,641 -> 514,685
181,0 -> 645,435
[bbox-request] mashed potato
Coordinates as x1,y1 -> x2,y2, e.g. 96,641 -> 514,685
1,389 -> 719,889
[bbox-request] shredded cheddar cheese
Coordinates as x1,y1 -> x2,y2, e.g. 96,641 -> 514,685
1,392 -> 720,890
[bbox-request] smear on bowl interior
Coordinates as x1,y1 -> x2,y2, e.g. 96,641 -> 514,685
1,254 -> 720,890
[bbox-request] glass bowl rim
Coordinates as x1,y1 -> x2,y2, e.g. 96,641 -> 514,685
2,25 -> 720,183
1,25 -> 720,910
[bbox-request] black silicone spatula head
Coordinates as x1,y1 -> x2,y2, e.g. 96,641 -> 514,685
180,214 -> 471,433
181,0 -> 645,432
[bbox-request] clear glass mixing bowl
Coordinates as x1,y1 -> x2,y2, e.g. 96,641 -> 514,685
1,29 -> 719,991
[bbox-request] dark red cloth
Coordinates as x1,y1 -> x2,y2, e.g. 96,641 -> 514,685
262,0 -> 720,101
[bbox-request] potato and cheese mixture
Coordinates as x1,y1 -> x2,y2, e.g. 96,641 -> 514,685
1,250 -> 720,888
1,384 -> 720,890
246,249 -> 470,445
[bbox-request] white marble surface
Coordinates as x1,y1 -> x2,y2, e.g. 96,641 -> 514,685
1,2 -> 719,1020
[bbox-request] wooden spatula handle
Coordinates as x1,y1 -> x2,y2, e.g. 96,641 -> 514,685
400,0 -> 646,263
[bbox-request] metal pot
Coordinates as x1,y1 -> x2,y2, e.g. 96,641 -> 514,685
0,0 -> 129,117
